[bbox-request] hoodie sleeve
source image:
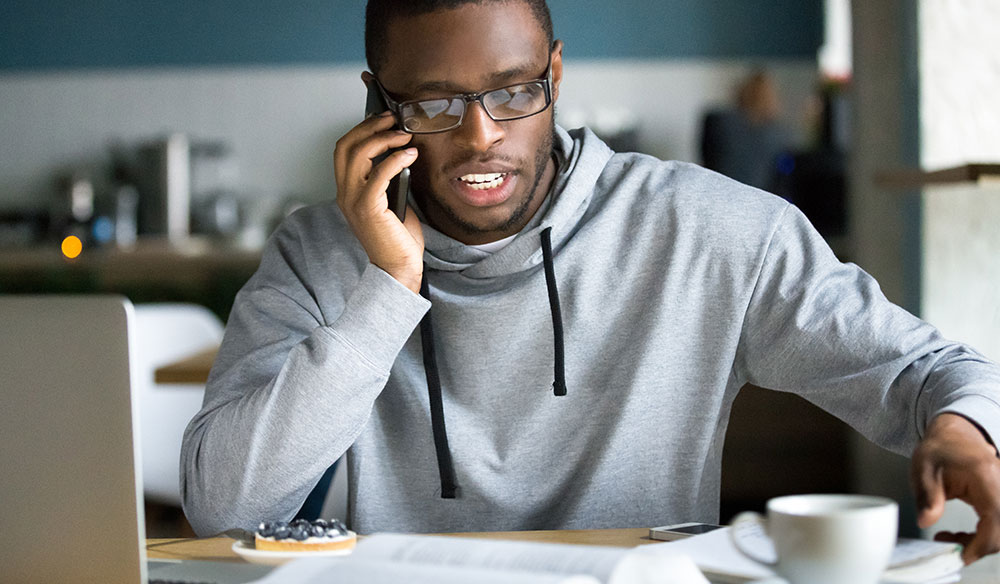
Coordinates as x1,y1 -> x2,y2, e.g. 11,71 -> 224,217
180,221 -> 429,536
734,205 -> 1000,456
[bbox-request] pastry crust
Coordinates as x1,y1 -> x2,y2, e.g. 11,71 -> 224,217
255,531 -> 357,552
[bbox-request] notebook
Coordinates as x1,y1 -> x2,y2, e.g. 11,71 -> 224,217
0,295 -> 270,584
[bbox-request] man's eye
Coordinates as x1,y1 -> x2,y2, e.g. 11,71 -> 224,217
410,99 -> 453,119
484,89 -> 516,110
486,85 -> 542,114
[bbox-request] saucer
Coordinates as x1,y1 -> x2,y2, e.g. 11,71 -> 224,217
232,540 -> 354,566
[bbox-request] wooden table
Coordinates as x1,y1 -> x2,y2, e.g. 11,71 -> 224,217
146,528 -> 1000,582
154,346 -> 218,384
146,528 -> 654,561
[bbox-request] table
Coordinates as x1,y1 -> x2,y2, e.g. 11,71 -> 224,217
146,528 -> 654,561
154,346 -> 218,384
146,529 -> 1000,582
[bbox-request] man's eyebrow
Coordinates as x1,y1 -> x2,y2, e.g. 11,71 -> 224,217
409,64 -> 541,96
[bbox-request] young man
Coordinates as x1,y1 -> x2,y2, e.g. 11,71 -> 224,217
182,0 -> 1000,563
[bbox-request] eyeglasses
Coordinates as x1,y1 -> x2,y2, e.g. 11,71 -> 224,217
371,57 -> 553,134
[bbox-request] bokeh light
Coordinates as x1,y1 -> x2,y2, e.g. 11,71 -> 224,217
61,236 -> 83,259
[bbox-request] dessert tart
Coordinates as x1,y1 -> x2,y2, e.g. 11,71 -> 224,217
254,518 -> 356,552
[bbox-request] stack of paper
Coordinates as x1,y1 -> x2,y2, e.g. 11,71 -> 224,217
249,533 -> 710,584
640,527 -> 963,584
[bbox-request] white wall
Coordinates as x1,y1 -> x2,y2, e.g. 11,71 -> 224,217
0,59 -> 817,224
919,0 -> 1000,169
917,1 -> 1000,537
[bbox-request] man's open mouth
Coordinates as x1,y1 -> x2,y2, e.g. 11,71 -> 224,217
459,172 -> 508,190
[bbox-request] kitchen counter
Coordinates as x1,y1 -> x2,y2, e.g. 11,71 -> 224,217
0,238 -> 262,319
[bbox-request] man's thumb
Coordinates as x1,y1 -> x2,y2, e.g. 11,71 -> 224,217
913,460 -> 947,529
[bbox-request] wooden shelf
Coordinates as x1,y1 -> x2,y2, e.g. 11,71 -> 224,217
875,163 -> 1000,189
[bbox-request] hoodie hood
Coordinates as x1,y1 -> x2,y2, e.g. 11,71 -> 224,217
415,126 -> 612,498
418,125 -> 614,279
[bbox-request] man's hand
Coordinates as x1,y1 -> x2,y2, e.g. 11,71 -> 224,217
911,412 -> 1000,564
334,111 -> 424,293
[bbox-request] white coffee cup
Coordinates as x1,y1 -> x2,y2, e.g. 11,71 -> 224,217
730,494 -> 898,584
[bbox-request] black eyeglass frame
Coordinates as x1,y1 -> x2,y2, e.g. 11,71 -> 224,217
370,55 -> 554,135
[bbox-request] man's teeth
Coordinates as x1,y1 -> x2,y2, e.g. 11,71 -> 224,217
460,172 -> 507,190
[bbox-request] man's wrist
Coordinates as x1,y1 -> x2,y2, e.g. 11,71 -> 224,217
931,413 -> 1000,457
374,262 -> 422,294
392,270 -> 423,294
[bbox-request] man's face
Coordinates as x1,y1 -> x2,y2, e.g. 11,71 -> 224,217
377,1 -> 563,244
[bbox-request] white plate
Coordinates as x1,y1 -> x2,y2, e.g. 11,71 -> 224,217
232,540 -> 354,566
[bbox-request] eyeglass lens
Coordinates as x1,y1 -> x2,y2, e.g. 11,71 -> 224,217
398,81 -> 549,133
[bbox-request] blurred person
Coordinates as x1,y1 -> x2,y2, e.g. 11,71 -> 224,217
700,70 -> 795,193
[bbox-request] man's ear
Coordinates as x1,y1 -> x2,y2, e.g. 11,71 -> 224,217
551,40 -> 564,103
361,71 -> 375,85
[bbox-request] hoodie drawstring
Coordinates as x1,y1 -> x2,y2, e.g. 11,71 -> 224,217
540,227 -> 568,396
420,228 -> 568,499
420,270 -> 458,499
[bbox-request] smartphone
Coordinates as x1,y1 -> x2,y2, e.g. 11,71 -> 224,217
364,79 -> 409,221
648,522 -> 724,542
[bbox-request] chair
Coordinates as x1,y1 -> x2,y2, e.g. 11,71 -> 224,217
131,303 -> 223,506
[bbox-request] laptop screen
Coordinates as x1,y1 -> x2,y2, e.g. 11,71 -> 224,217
0,295 -> 147,584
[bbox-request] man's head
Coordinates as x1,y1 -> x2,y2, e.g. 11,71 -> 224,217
365,0 -> 554,77
363,0 -> 563,245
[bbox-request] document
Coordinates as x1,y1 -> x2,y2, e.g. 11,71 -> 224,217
250,533 -> 709,584
639,527 -> 963,584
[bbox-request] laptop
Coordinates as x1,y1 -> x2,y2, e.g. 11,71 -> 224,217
0,295 -> 270,584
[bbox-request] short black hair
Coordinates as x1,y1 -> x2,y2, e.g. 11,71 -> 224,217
365,0 -> 554,75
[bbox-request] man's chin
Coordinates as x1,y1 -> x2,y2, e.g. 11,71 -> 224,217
435,204 -> 527,238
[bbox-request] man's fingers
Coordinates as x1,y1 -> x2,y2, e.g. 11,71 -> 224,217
933,530 -> 974,546
333,114 -> 402,185
337,132 -> 412,202
912,457 -> 947,529
962,519 -> 1000,564
353,132 -> 414,182
362,148 -> 418,208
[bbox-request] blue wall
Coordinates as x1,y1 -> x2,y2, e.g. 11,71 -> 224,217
1,1 -> 821,70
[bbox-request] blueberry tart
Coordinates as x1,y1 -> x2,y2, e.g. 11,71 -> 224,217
254,518 -> 356,552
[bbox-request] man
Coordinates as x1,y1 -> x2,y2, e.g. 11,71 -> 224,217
181,0 -> 1000,563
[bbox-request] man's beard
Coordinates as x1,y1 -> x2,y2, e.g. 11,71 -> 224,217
410,120 -> 556,239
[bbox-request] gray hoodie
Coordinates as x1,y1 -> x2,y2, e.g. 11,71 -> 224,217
181,126 -> 1000,536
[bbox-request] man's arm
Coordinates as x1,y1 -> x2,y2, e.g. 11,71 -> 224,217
734,204 -> 1000,562
181,111 -> 427,536
180,252 -> 429,536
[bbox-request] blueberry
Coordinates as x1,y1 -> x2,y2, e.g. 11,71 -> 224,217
291,527 -> 309,541
273,526 -> 291,540
313,519 -> 329,529
310,524 -> 326,537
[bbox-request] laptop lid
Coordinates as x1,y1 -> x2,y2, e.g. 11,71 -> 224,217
0,295 -> 147,584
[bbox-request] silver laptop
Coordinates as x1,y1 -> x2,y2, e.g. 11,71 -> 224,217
0,295 -> 270,584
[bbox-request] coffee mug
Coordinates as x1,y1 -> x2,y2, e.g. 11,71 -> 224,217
730,494 -> 898,584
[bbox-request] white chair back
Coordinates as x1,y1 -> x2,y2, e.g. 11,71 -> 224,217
132,303 -> 223,506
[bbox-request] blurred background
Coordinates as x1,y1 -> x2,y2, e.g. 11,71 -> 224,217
1,0 -> 998,538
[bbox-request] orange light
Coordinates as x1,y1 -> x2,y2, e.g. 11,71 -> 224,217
61,236 -> 83,259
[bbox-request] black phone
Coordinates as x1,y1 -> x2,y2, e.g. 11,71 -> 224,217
364,79 -> 409,221
648,522 -> 724,542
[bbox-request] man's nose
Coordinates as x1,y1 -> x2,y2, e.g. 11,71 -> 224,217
452,102 -> 505,152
